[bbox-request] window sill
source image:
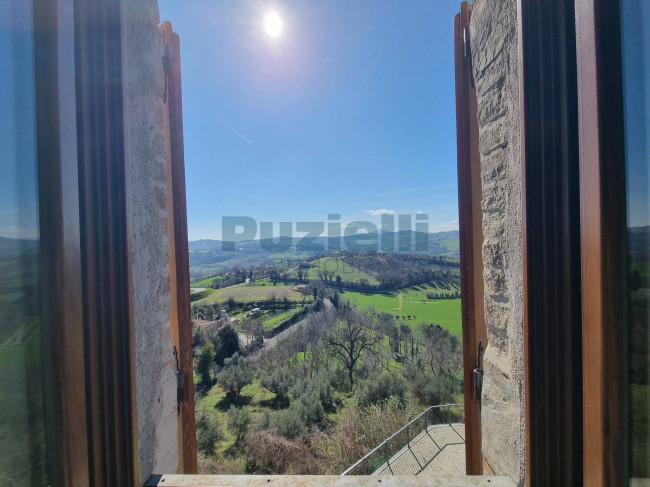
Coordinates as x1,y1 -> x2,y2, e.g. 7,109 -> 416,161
145,475 -> 515,487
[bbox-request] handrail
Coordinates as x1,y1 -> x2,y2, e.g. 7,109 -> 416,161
341,403 -> 464,476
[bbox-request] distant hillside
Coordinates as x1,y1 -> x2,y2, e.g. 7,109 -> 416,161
0,236 -> 38,259
188,230 -> 459,280
0,237 -> 40,346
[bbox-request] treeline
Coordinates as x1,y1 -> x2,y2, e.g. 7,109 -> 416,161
192,303 -> 463,474
338,251 -> 460,291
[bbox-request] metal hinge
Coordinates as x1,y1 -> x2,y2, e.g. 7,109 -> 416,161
473,341 -> 484,399
173,346 -> 184,415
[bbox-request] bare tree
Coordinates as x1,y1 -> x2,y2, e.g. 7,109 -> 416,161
325,315 -> 381,386
418,323 -> 461,377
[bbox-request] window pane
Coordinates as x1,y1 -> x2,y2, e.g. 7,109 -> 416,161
622,0 -> 650,480
0,0 -> 50,485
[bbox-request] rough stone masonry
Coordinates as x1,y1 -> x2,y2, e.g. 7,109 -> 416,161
470,0 -> 526,484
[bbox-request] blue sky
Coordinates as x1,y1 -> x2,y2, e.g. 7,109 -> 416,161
158,0 -> 462,240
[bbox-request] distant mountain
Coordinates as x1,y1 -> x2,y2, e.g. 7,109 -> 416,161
188,230 -> 459,280
190,230 -> 458,252
0,237 -> 39,259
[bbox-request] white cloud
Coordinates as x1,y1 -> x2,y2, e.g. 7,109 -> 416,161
364,209 -> 396,216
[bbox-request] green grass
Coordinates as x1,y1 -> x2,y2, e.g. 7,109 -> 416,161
438,239 -> 460,252
341,287 -> 462,336
190,289 -> 215,302
261,309 -> 302,330
194,283 -> 304,305
295,257 -> 379,284
196,379 -> 280,455
401,282 -> 460,300
193,275 -> 221,287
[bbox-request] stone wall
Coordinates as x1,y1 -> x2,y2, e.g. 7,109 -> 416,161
124,0 -> 179,481
470,0 -> 526,484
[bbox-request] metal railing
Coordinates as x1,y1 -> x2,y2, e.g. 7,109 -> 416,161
341,403 -> 464,476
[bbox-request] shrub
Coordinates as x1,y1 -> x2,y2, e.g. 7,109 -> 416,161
355,371 -> 408,407
322,396 -> 410,471
227,405 -> 252,445
192,321 -> 205,348
271,408 -> 306,439
291,373 -> 334,415
218,353 -> 253,401
196,409 -> 224,456
292,393 -> 324,427
260,367 -> 293,399
195,341 -> 215,387
245,430 -> 320,474
412,373 -> 460,407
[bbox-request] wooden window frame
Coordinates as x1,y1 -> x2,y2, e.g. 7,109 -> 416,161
160,21 -> 198,475
519,0 -> 584,484
33,0 -> 90,485
454,1 -> 487,476
575,0 -> 629,485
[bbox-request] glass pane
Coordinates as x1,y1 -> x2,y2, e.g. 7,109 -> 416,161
0,0 -> 50,485
622,0 -> 650,480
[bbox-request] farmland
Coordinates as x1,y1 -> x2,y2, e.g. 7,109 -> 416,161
294,256 -> 379,285
341,284 -> 462,336
193,282 -> 305,306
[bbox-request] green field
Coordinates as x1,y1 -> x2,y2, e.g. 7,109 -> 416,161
260,308 -> 302,330
341,286 -> 462,336
438,239 -> 460,253
194,283 -> 304,305
193,275 -> 221,287
296,256 -> 379,284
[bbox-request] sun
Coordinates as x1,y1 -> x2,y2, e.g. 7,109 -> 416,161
264,12 -> 283,38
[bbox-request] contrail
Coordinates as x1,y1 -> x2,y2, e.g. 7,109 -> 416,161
216,115 -> 253,145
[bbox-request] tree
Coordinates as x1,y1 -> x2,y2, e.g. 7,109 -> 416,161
218,353 -> 253,401
260,367 -> 293,399
325,317 -> 381,386
192,321 -> 205,348
196,408 -> 224,455
335,274 -> 343,290
196,341 -> 215,386
419,323 -> 462,377
214,324 -> 240,366
227,405 -> 252,445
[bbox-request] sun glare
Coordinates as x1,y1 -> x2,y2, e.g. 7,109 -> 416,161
264,12 -> 283,38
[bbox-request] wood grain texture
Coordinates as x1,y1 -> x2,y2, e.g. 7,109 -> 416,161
161,21 -> 199,474
73,0 -> 138,483
454,2 -> 486,475
33,0 -> 90,485
575,0 -> 628,485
